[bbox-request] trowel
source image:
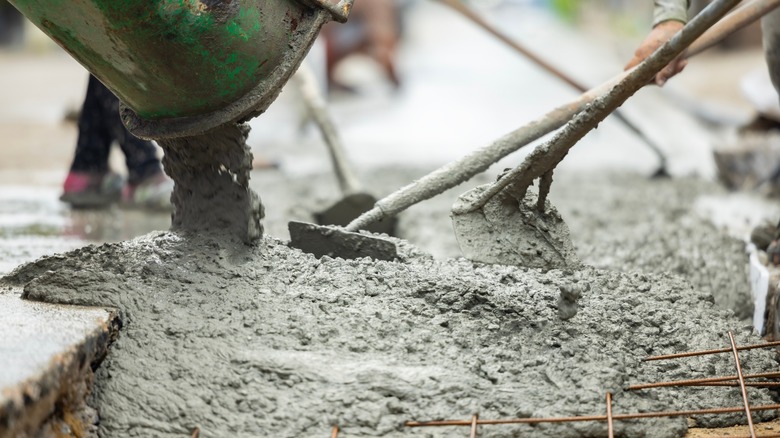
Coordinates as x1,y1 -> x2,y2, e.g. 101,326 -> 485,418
450,0 -> 738,270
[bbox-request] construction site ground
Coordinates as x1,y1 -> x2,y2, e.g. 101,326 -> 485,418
2,2 -> 780,436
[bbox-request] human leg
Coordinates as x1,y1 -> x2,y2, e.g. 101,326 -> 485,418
0,1 -> 24,48
69,76 -> 114,174
61,75 -> 123,208
94,78 -> 161,187
94,77 -> 172,210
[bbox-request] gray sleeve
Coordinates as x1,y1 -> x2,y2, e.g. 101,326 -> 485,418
653,0 -> 690,26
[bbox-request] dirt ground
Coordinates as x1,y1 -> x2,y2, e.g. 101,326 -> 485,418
688,417 -> 780,437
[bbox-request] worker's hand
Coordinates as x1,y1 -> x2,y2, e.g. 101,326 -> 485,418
624,20 -> 687,87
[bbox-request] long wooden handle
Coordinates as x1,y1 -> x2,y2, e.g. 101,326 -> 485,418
454,0 -> 741,214
436,0 -> 675,172
346,0 -> 768,231
436,0 -> 588,92
294,62 -> 363,195
688,0 -> 780,57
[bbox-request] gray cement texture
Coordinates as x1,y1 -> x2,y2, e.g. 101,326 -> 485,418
4,225 -> 777,437
0,156 -> 768,438
158,124 -> 264,244
550,172 -> 756,323
263,167 -> 753,323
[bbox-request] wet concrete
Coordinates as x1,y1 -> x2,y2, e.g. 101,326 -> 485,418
1,162 -> 777,437
6,230 -> 778,437
2,3 -> 779,437
159,123 -> 263,243
256,166 -> 761,324
356,169 -> 764,322
553,172 -> 758,322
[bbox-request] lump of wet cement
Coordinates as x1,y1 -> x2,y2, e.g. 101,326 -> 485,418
557,280 -> 585,320
4,232 -> 777,437
451,184 -> 581,271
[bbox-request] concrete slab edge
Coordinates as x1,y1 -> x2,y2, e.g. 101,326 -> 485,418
0,307 -> 119,437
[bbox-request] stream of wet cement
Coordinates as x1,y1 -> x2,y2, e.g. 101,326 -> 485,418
158,123 -> 264,243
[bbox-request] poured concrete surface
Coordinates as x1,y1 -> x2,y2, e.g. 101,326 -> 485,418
0,186 -> 170,277
1,2 -> 779,437
8,232 -> 779,437
0,290 -> 117,437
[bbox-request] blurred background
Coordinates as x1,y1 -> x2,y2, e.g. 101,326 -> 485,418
0,0 -> 774,274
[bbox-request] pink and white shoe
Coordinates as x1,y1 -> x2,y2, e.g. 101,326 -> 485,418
60,171 -> 124,208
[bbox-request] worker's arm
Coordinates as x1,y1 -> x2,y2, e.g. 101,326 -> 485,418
625,0 -> 691,86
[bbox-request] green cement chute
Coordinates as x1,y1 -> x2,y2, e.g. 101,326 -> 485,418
8,0 -> 352,137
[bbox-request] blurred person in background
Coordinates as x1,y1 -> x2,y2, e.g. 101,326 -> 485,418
626,1 -> 780,94
320,0 -> 403,92
624,0 -> 692,86
61,75 -> 172,210
628,1 -> 780,260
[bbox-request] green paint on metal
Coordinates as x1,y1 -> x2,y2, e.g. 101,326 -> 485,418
9,0 -> 318,120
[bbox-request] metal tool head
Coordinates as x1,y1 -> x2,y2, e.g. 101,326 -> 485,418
451,184 -> 580,271
288,221 -> 398,261
314,193 -> 397,237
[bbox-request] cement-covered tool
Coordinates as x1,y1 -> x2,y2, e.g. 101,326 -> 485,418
450,0 -> 740,270
287,0 -> 777,261
343,0 -> 779,233
288,221 -> 398,261
8,0 -> 355,140
291,62 -> 396,236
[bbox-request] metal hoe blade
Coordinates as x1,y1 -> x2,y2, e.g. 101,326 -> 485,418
451,184 -> 580,270
288,221 -> 397,261
314,193 -> 397,236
